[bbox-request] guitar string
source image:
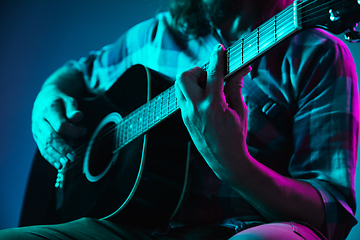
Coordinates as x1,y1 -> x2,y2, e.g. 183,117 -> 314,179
62,0 -> 347,172
299,0 -> 347,25
80,0 -> 346,150
60,0 -> 354,173
229,0 -> 347,61
89,1 -> 348,158
77,0 -> 345,155
228,0 -> 349,70
70,0 -> 347,160
63,88 -> 179,172
227,5 -> 293,61
227,9 -> 295,71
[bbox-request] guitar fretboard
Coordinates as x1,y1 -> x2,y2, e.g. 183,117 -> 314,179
115,86 -> 179,152
114,1 -> 301,153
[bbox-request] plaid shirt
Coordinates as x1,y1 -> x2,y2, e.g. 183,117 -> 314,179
70,12 -> 358,240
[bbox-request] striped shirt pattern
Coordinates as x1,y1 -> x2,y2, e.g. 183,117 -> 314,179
70,12 -> 358,240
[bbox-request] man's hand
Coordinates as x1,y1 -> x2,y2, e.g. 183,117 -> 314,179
32,86 -> 86,169
175,44 -> 326,231
174,44 -> 251,180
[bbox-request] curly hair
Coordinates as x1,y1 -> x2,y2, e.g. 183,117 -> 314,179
169,0 -> 210,37
169,0 -> 295,38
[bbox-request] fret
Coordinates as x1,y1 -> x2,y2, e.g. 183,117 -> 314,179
259,17 -> 275,53
256,27 -> 259,54
132,115 -> 137,140
148,100 -> 155,127
113,1 -> 303,153
228,41 -> 242,73
122,123 -> 126,146
137,107 -> 144,134
174,87 -> 179,109
168,88 -> 172,114
143,103 -> 149,132
129,115 -> 134,141
118,123 -> 124,148
277,5 -> 294,38
115,124 -> 120,149
161,90 -> 169,119
129,116 -> 134,141
116,87 -> 179,151
293,0 -> 299,30
159,92 -> 165,119
169,87 -> 177,114
225,49 -> 230,75
128,117 -> 133,142
132,110 -> 139,138
241,38 -> 244,65
274,15 -> 277,42
123,119 -> 129,144
154,96 -> 161,123
243,31 -> 257,63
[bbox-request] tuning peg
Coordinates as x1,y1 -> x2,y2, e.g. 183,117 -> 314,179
344,24 -> 360,43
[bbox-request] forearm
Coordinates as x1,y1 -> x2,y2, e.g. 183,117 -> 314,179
176,45 -> 326,233
32,65 -> 88,166
219,150 -> 325,232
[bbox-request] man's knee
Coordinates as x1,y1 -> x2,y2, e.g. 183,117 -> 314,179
0,226 -> 43,240
229,222 -> 323,240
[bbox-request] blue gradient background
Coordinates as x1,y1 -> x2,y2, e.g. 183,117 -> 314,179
0,1 -> 359,239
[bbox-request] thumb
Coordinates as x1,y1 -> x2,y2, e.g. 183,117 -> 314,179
63,97 -> 83,123
224,65 -> 251,113
205,44 -> 226,100
225,65 -> 251,93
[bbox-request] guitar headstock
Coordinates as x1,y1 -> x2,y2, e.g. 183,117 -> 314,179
299,0 -> 360,41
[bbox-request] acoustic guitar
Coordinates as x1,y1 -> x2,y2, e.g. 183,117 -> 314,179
27,0 -> 360,227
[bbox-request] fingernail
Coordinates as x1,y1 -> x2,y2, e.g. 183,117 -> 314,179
68,110 -> 83,122
217,44 -> 225,51
74,110 -> 83,118
54,162 -> 61,169
66,153 -> 75,162
60,157 -> 68,167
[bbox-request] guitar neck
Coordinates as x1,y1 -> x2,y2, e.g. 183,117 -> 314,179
114,1 -> 302,152
115,86 -> 179,152
222,2 -> 301,77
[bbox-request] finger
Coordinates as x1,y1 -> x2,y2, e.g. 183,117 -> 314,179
226,66 -> 251,89
224,66 -> 252,118
175,67 -> 205,103
68,110 -> 83,123
224,65 -> 252,108
45,99 -> 86,138
206,44 -> 226,99
62,97 -> 83,123
33,120 -> 75,169
174,80 -> 186,107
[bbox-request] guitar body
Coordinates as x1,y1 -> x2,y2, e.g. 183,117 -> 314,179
20,0 -> 360,228
54,65 -> 190,227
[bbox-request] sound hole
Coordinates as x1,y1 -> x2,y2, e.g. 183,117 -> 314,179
83,112 -> 121,183
88,122 -> 116,177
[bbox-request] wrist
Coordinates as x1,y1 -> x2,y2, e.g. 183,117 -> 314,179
214,146 -> 252,184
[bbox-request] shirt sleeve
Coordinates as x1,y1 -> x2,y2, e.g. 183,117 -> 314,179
64,15 -> 161,95
288,30 -> 359,240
